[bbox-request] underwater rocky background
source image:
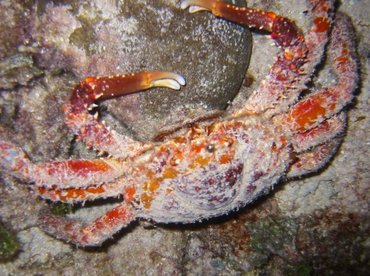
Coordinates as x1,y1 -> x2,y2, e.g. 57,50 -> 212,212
0,0 -> 369,274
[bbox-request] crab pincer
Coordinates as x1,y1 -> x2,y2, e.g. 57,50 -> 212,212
66,70 -> 185,121
76,71 -> 185,102
64,71 -> 185,159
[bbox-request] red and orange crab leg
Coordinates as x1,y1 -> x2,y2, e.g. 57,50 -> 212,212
36,180 -> 137,204
40,202 -> 135,246
181,0 -> 335,116
64,71 -> 185,159
37,184 -> 112,204
285,14 -> 358,177
0,141 -> 137,245
291,113 -> 346,153
0,141 -> 136,221
288,113 -> 345,178
0,140 -> 126,188
288,138 -> 341,178
279,13 -> 358,134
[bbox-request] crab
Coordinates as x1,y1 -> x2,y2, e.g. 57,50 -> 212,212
0,0 -> 358,247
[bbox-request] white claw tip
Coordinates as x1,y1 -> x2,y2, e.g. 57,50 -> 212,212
175,74 -> 186,86
181,1 -> 210,13
180,1 -> 190,10
152,79 -> 181,90
188,6 -> 210,13
148,72 -> 186,90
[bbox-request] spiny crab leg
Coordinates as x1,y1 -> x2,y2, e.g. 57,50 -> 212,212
40,202 -> 135,247
284,13 -> 358,177
287,113 -> 345,178
64,71 -> 185,159
182,0 -> 335,116
242,0 -> 335,115
182,0 -> 304,47
0,140 -> 127,189
279,13 -> 358,133
31,158 -> 127,189
36,181 -> 136,204
291,113 -> 346,153
287,138 -> 341,178
37,184 -> 112,204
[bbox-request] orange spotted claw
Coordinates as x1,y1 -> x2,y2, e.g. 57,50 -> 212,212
64,71 -> 185,159
82,71 -> 186,101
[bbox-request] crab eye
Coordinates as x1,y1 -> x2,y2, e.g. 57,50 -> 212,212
206,143 -> 216,153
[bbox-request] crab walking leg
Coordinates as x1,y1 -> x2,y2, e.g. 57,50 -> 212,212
37,185 -> 111,203
30,158 -> 127,189
288,112 -> 346,177
243,0 -> 335,115
278,13 -> 358,133
304,0 -> 335,79
64,71 -> 185,158
0,140 -> 126,189
36,181 -> 136,204
287,138 -> 341,178
182,0 -> 305,46
291,112 -> 346,153
182,0 -> 333,116
40,202 -> 135,246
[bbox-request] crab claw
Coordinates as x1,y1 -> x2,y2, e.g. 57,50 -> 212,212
80,71 -> 186,101
181,0 -> 214,13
